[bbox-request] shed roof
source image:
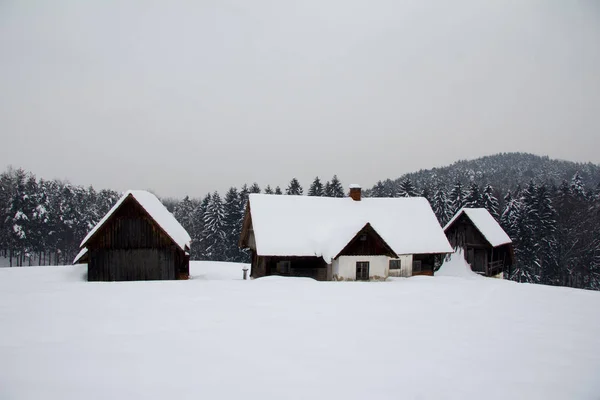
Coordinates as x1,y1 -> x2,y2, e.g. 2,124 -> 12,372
80,190 -> 191,251
246,194 -> 453,263
443,208 -> 512,247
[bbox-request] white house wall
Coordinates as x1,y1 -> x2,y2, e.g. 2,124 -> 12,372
332,255 -> 389,281
388,255 -> 413,278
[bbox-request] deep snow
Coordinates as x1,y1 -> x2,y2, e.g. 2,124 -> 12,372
1,262 -> 600,400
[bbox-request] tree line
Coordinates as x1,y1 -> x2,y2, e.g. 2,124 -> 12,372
1,166 -> 599,291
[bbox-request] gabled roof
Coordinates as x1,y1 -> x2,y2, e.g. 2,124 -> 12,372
80,190 -> 191,251
443,208 -> 512,247
73,247 -> 88,264
245,194 -> 453,263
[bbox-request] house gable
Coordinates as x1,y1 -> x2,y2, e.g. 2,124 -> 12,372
334,223 -> 397,259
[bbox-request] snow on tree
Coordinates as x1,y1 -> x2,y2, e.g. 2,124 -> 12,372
203,191 -> 226,260
274,186 -> 282,195
448,180 -> 467,215
482,184 -> 500,220
397,177 -> 417,197
308,177 -> 324,196
249,183 -> 261,194
286,178 -> 303,195
323,181 -> 331,197
370,180 -> 386,197
432,186 -> 450,225
570,171 -> 586,199
173,196 -> 196,237
465,182 -> 483,208
222,187 -> 243,262
192,193 -> 211,260
264,185 -> 274,194
328,175 -> 344,197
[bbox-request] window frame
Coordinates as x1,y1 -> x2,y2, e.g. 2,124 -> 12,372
356,261 -> 370,281
389,259 -> 402,270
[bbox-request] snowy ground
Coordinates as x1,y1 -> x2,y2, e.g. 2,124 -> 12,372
1,261 -> 600,399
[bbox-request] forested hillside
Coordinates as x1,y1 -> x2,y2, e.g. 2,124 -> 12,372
1,153 -> 599,290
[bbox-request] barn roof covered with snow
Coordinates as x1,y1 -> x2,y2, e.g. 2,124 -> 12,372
443,208 -> 511,247
79,190 -> 191,252
242,194 -> 453,263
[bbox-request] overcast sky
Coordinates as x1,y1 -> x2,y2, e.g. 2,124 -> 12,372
1,1 -> 599,198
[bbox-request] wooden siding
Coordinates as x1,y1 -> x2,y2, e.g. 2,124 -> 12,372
86,196 -> 188,281
412,253 -> 436,276
337,223 -> 396,258
252,256 -> 328,281
445,213 -> 514,277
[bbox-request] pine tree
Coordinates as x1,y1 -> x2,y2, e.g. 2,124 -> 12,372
249,182 -> 261,194
192,193 -> 211,260
203,191 -> 226,260
173,196 -> 196,237
222,187 -> 242,262
323,181 -> 332,197
432,186 -> 450,225
371,180 -> 386,198
500,191 -> 520,241
465,182 -> 483,208
264,185 -> 274,194
308,177 -> 324,196
448,180 -> 467,215
420,186 -> 432,204
274,186 -> 282,195
482,184 -> 500,220
286,178 -> 303,195
570,171 -> 585,199
512,181 -> 540,283
397,177 -> 417,197
328,175 -> 344,197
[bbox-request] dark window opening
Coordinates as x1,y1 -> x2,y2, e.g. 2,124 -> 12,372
389,259 -> 401,270
356,261 -> 370,281
412,260 -> 422,273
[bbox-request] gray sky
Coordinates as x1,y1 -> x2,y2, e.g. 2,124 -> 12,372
1,1 -> 599,198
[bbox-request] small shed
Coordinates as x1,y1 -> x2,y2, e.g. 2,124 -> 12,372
239,186 -> 453,281
73,190 -> 191,281
443,208 -> 514,277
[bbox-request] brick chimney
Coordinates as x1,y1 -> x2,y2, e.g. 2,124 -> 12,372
349,184 -> 361,201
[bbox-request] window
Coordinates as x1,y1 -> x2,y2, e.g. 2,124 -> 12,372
356,261 -> 370,281
277,261 -> 291,274
389,259 -> 402,270
412,260 -> 422,273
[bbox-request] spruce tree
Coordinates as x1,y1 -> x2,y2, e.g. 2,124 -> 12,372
223,187 -> 242,262
286,178 -> 303,195
432,186 -> 450,225
329,175 -> 344,197
274,186 -> 282,195
397,177 -> 417,197
371,180 -> 386,197
264,185 -> 274,194
465,182 -> 483,208
323,181 -> 332,197
448,180 -> 467,215
249,182 -> 261,194
308,177 -> 324,196
193,193 -> 211,260
203,191 -> 226,260
482,184 -> 500,220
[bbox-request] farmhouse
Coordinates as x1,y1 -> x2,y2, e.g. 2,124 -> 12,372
443,208 -> 514,277
73,190 -> 191,281
239,186 -> 453,281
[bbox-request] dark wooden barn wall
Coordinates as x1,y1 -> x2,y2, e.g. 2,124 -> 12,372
252,256 -> 329,281
87,197 -> 188,281
338,225 -> 394,257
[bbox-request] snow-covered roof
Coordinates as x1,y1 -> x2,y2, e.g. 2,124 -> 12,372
80,190 -> 191,251
444,208 -> 512,247
247,194 -> 453,263
73,247 -> 88,264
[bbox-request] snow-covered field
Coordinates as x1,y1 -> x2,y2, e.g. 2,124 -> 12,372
1,261 -> 600,400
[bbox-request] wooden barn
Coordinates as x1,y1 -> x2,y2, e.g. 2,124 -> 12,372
443,208 -> 514,277
73,190 -> 191,281
239,186 -> 453,281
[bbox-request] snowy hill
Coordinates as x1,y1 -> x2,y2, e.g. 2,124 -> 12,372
1,262 -> 599,399
367,152 -> 600,198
